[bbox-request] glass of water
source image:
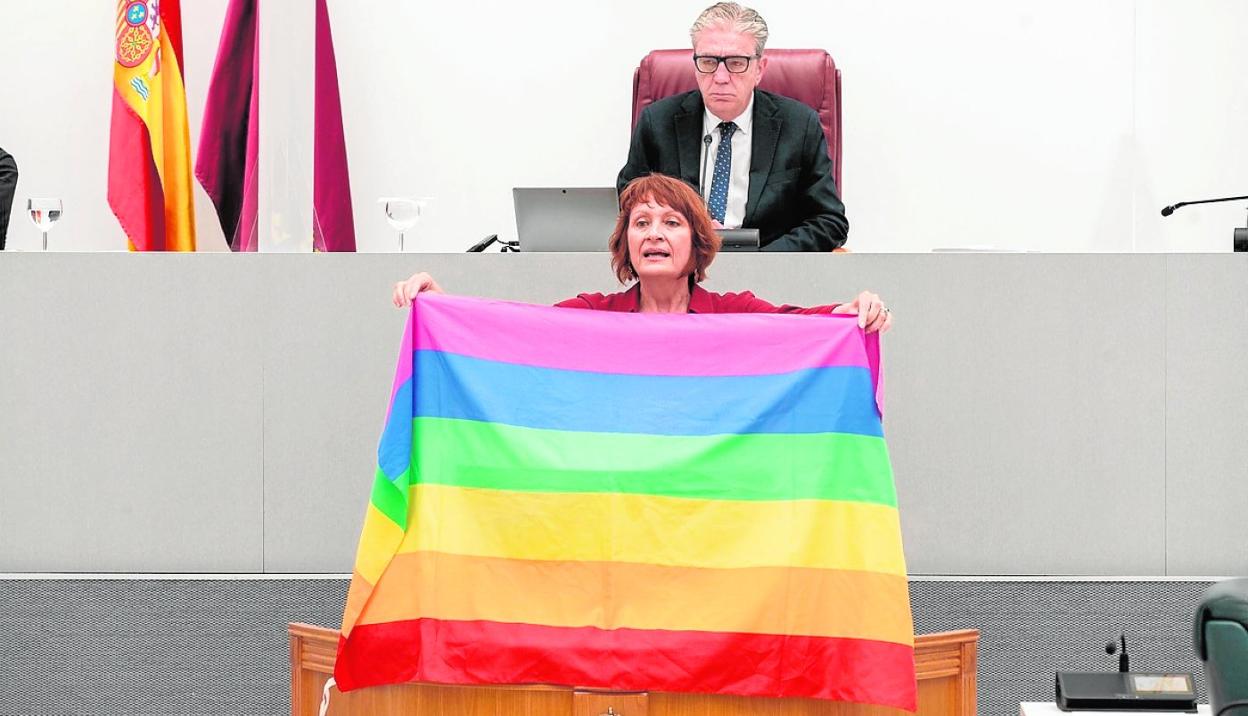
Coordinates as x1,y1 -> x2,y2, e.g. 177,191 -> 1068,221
379,197 -> 429,252
28,198 -> 63,251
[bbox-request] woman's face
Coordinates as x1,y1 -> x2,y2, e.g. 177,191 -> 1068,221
626,199 -> 694,282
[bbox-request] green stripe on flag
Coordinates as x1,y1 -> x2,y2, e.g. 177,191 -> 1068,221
409,417 -> 897,506
369,466 -> 412,528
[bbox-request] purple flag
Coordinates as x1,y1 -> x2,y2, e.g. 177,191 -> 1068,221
313,0 -> 356,252
197,0 -> 355,252
195,0 -> 259,251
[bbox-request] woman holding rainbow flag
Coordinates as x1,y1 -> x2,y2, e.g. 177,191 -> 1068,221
393,173 -> 892,333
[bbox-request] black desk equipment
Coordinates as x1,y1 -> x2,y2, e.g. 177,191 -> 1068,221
1056,634 -> 1197,712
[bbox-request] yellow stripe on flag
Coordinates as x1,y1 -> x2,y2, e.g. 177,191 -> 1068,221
397,484 -> 907,576
353,503 -> 405,584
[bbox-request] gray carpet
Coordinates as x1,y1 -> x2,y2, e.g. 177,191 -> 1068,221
0,578 -> 1217,716
910,580 -> 1213,714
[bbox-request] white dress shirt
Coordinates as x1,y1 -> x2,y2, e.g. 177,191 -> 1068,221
699,94 -> 754,228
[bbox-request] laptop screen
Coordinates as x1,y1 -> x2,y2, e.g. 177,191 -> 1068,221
513,188 -> 619,252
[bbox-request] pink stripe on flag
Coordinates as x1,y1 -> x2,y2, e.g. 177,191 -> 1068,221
867,331 -> 885,418
389,309 -> 415,405
413,293 -> 873,377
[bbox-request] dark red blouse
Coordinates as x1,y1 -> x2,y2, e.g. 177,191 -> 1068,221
555,283 -> 839,314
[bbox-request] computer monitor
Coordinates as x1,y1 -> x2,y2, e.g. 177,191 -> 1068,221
513,188 -> 618,252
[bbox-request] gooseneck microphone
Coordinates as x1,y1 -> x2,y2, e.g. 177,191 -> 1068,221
1105,633 -> 1129,673
1160,194 -> 1248,216
1161,193 -> 1248,251
698,133 -> 713,200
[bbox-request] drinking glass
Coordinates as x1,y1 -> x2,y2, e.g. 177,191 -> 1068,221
28,198 -> 63,251
379,197 -> 429,252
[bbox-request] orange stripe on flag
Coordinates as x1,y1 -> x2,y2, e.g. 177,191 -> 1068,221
355,550 -> 914,645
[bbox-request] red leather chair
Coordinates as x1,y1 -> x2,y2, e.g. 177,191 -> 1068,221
631,49 -> 843,189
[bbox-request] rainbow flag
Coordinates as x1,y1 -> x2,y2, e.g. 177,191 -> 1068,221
335,294 -> 916,709
108,0 -> 196,251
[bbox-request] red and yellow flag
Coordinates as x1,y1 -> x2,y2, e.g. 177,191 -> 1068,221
108,0 -> 196,251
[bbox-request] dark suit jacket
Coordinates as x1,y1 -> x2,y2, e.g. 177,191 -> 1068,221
617,89 -> 848,251
0,147 -> 16,250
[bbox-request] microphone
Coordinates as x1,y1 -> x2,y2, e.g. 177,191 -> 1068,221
466,234 -> 499,252
698,133 -> 713,200
1160,194 -> 1248,217
1106,633 -> 1129,673
1160,193 -> 1248,251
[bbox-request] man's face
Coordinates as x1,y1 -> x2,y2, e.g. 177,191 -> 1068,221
693,25 -> 766,122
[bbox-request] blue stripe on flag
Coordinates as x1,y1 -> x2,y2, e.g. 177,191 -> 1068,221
404,350 -> 882,438
377,379 -> 414,481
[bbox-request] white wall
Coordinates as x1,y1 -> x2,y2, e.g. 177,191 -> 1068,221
0,0 -> 229,252
1,0 -> 1244,253
1133,1 -> 1248,252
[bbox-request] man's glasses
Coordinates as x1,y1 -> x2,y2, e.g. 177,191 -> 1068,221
693,54 -> 757,74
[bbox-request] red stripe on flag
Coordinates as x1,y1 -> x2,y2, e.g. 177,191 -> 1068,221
334,618 -> 917,710
161,0 -> 185,72
107,88 -> 166,250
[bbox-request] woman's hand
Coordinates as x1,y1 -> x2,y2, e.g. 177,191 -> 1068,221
392,272 -> 444,308
831,290 -> 893,333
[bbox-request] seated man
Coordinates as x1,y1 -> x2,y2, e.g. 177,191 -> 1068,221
0,147 -> 16,250
617,2 -> 848,251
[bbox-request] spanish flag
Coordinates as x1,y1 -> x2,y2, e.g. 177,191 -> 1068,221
335,294 -> 917,709
108,0 -> 196,251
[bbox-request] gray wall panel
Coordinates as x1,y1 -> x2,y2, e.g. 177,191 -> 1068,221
1164,254 -> 1248,575
260,257 -> 407,571
0,255 -> 264,571
884,255 -> 1168,574
3,253 -> 1244,574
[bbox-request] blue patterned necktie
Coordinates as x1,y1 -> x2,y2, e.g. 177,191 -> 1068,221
707,121 -> 737,224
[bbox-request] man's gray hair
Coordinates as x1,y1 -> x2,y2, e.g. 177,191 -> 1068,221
690,2 -> 770,56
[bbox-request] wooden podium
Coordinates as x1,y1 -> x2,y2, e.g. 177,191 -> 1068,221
290,624 -> 977,716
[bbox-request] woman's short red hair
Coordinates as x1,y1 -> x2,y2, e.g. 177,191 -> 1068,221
608,174 -> 722,285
